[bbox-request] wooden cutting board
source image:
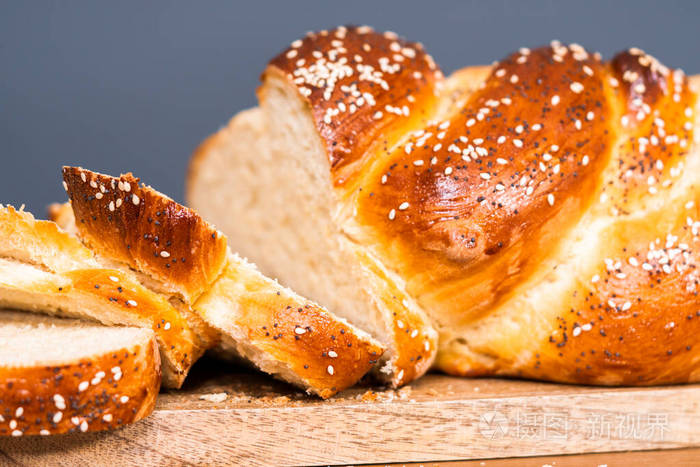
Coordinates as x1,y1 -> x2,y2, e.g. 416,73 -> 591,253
2,358 -> 699,466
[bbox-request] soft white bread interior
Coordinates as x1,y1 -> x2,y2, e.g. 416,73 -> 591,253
0,310 -> 160,436
188,25 -> 700,386
58,167 -> 384,398
189,99 -> 437,387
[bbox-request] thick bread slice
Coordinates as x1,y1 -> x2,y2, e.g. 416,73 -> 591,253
61,168 -> 228,304
0,310 -> 160,436
0,205 -> 211,388
196,253 -> 382,399
62,167 -> 384,398
188,50 -> 439,386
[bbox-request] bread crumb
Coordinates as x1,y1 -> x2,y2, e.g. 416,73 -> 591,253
397,386 -> 412,400
199,393 -> 228,403
361,390 -> 378,402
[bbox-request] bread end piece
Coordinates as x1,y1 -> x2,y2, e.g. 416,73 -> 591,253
62,167 -> 228,304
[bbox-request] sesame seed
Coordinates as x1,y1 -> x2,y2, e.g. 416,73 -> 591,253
78,381 -> 89,392
108,201 -> 115,212
444,167 -> 453,175
582,155 -> 590,166
497,135 -> 506,144
373,111 -> 383,120
160,251 -> 170,258
510,74 -> 519,84
513,139 -> 523,148
388,209 -> 396,220
80,172 -> 86,182
570,82 -> 584,93
591,274 -> 600,283
80,421 -> 88,432
295,326 -> 306,335
9,420 -> 16,429
40,430 -> 50,436
480,172 -> 491,180
410,329 -> 418,338
328,351 -> 338,358
120,395 -> 129,404
398,202 -> 410,210
62,181 -> 68,191
109,276 -> 119,282
53,412 -> 62,423
532,123 -> 542,131
572,326 -> 582,337
397,369 -> 405,381
126,299 -> 137,307
547,194 -> 555,206
551,95 -> 560,106
11,430 -> 22,437
327,365 -> 335,375
132,194 -> 140,205
54,394 -> 66,410
15,407 -> 23,417
103,414 -> 113,422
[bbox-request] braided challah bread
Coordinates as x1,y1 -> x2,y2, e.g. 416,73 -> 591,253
188,25 -> 700,386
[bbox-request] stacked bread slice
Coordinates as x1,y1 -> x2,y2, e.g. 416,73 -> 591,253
0,311 -> 160,436
0,167 -> 383,435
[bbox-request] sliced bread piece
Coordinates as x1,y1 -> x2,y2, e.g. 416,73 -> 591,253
0,310 -> 160,436
61,167 -> 384,398
187,27 -> 441,386
0,205 -> 214,388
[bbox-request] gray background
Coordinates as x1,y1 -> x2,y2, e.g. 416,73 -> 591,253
2,0 -> 699,213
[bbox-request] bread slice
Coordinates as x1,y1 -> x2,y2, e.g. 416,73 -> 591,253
0,310 -> 160,436
187,29 -> 440,387
0,205 -> 213,388
61,167 -> 384,398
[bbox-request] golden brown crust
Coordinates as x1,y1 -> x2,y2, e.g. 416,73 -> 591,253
0,330 -> 160,436
62,167 -> 228,303
196,255 -> 384,398
356,45 -> 614,325
265,25 -> 442,182
351,248 -> 436,386
0,206 -> 208,388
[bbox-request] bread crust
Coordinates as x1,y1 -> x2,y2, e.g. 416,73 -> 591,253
62,167 -> 228,304
0,321 -> 160,437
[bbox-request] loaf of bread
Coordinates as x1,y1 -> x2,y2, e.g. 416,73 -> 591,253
188,25 -> 700,386
0,310 -> 160,436
59,167 -> 383,398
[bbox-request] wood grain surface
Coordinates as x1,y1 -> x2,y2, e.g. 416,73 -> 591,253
1,358 -> 699,466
